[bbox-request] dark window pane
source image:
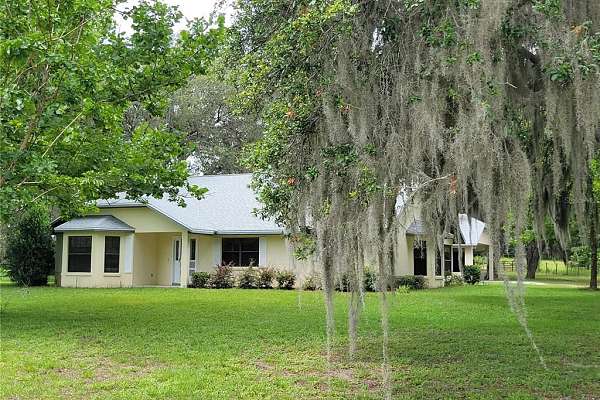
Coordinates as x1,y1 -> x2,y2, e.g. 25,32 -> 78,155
68,236 -> 92,272
444,246 -> 452,275
222,238 -> 259,267
241,238 -> 259,251
104,255 -> 119,273
104,236 -> 120,273
452,249 -> 464,272
222,251 -> 239,266
69,236 -> 91,254
413,240 -> 427,276
241,252 -> 259,266
105,236 -> 120,254
190,239 -> 196,260
222,238 -> 239,252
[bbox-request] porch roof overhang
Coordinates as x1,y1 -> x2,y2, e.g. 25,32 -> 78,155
54,215 -> 134,232
212,229 -> 285,235
406,220 -> 427,235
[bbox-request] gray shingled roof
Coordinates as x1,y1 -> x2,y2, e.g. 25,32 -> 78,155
55,215 -> 134,232
96,174 -> 283,235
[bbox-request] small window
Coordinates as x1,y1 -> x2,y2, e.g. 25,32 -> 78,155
452,248 -> 465,272
190,239 -> 196,261
444,245 -> 452,275
222,238 -> 259,266
104,236 -> 120,273
413,240 -> 427,276
68,236 -> 92,272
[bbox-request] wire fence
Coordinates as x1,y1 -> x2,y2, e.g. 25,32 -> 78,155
500,259 -> 590,276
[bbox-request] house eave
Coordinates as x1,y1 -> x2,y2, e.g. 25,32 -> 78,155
214,230 -> 284,236
54,227 -> 135,233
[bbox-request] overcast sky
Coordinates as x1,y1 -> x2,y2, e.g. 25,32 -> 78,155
114,0 -> 231,35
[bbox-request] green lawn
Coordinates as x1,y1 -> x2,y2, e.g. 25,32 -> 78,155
1,285 -> 598,399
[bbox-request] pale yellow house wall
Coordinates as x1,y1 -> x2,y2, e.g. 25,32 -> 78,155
54,233 -> 63,286
96,207 -> 184,233
156,234 -> 175,286
263,236 -> 289,267
193,235 -> 215,272
132,233 -> 159,286
60,231 -> 133,288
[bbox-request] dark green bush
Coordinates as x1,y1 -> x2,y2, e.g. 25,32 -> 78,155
336,271 -> 350,292
463,264 -> 481,285
209,264 -> 234,288
190,271 -> 210,288
257,267 -> 276,289
238,267 -> 259,289
5,207 -> 54,286
363,269 -> 378,292
393,275 -> 427,290
302,272 -> 321,291
275,270 -> 296,289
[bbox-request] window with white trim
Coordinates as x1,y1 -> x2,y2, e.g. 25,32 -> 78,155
104,236 -> 120,273
68,236 -> 92,272
222,238 -> 259,266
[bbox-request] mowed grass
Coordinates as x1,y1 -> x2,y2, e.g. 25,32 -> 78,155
1,285 -> 598,399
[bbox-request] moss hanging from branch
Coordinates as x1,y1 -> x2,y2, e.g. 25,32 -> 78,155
224,0 -> 600,391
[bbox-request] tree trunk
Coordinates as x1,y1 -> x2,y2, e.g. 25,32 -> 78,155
525,242 -> 540,279
590,205 -> 598,290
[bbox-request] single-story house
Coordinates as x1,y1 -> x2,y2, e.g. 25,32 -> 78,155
54,174 -> 493,288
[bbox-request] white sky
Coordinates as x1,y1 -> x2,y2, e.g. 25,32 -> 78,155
114,0 -> 231,35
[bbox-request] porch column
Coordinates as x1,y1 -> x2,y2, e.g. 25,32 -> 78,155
180,231 -> 190,288
488,245 -> 494,281
464,246 -> 474,266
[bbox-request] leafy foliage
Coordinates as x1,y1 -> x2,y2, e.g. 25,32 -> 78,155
463,264 -> 482,285
393,276 -> 427,291
0,0 -> 224,221
209,264 -> 234,289
445,274 -> 465,286
257,267 -> 276,289
302,272 -> 321,291
238,267 -> 259,289
190,271 -> 211,288
275,270 -> 296,290
363,268 -> 378,292
167,76 -> 261,174
4,207 -> 54,286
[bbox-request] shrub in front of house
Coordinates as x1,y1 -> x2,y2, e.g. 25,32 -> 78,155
463,264 -> 481,285
257,267 -> 276,289
302,272 -> 321,291
445,274 -> 464,286
363,268 -> 378,292
238,267 -> 259,289
4,207 -> 54,286
191,271 -> 210,288
275,270 -> 296,289
335,271 -> 350,292
393,275 -> 427,290
209,264 -> 234,288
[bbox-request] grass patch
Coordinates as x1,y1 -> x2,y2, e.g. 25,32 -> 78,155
1,285 -> 598,399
